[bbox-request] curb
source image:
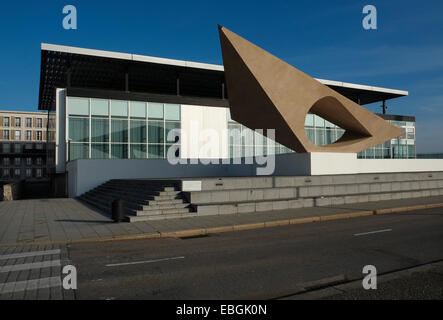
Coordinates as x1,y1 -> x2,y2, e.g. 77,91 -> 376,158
2,202 -> 443,247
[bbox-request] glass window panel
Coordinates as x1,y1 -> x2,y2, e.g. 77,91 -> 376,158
69,143 -> 89,160
148,144 -> 164,159
165,121 -> 180,143
91,144 -> 109,159
148,103 -> 164,119
325,120 -> 335,128
366,148 -> 375,158
148,120 -> 164,143
305,114 -> 314,127
91,99 -> 109,116
164,104 -> 180,120
325,129 -> 336,144
68,117 -> 89,142
315,129 -> 325,146
254,130 -> 265,146
111,100 -> 128,117
111,119 -> 128,143
375,148 -> 383,159
111,144 -> 128,159
130,101 -> 147,118
91,119 -> 109,143
314,115 -> 325,128
242,127 -> 254,145
243,145 -> 254,157
228,124 -> 242,145
408,145 -> 416,158
130,120 -> 147,143
68,97 -> 89,116
336,129 -> 345,141
306,128 -> 315,144
130,144 -> 147,159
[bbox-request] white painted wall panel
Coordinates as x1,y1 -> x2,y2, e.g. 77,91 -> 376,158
181,105 -> 228,159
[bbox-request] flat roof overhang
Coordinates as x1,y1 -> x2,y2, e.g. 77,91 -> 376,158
38,43 -> 409,110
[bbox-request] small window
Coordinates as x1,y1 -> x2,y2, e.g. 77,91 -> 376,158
3,130 -> 9,140
3,117 -> 10,127
148,103 -> 164,119
26,168 -> 32,178
2,168 -> 10,177
15,130 -> 21,140
14,144 -> 21,153
36,168 -> 42,178
2,143 -> 10,153
14,168 -> 21,178
3,158 -> 10,166
36,157 -> 42,165
36,131 -> 42,141
15,117 -> 21,127
26,157 -> 32,166
26,130 -> 32,141
26,118 -> 32,127
68,97 -> 89,116
14,158 -> 20,166
36,118 -> 43,128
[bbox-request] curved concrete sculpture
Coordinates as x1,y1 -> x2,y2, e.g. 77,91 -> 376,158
218,25 -> 405,153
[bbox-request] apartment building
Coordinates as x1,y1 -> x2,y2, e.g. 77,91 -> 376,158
0,110 -> 55,182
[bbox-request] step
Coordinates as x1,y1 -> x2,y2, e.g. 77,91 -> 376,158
194,188 -> 443,216
186,181 -> 443,205
98,185 -> 181,196
92,188 -> 181,202
87,189 -> 153,204
127,212 -> 198,222
107,180 -> 179,190
195,173 -> 443,192
131,207 -> 191,217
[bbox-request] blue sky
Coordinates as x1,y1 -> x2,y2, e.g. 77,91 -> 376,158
0,0 -> 442,152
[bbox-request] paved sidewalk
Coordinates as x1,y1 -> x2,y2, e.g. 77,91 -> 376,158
0,244 -> 75,300
1,196 -> 443,246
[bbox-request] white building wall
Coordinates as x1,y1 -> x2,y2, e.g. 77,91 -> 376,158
180,104 -> 228,159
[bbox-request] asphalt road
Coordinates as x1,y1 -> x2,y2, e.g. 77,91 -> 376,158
68,207 -> 443,299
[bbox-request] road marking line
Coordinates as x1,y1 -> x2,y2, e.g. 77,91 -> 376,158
105,256 -> 185,267
0,260 -> 61,273
0,276 -> 61,294
354,229 -> 392,236
0,249 -> 61,261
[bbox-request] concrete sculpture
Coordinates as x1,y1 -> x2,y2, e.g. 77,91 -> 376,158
218,25 -> 404,153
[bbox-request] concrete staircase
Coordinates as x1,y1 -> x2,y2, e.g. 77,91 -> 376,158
79,179 -> 194,222
79,172 -> 443,222
185,172 -> 443,216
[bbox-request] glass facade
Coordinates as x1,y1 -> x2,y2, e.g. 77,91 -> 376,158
228,111 -> 416,159
67,97 -> 180,160
357,120 -> 416,159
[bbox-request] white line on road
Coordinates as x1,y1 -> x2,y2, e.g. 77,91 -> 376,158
354,229 -> 392,237
0,260 -> 61,273
0,249 -> 61,261
105,256 -> 185,267
0,276 -> 61,294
